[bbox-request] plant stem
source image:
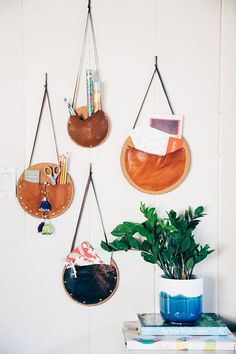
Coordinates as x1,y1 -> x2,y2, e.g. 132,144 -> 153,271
189,265 -> 194,279
181,254 -> 187,279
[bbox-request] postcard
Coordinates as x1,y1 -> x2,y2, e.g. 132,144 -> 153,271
150,114 -> 183,138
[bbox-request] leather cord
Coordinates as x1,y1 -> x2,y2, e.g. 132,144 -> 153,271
29,73 -> 59,167
72,0 -> 101,109
70,165 -> 108,252
133,56 -> 174,129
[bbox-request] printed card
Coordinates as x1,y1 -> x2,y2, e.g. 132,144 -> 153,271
24,169 -> 40,183
150,114 -> 183,138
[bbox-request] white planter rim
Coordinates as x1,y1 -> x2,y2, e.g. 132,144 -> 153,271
160,275 -> 202,280
159,275 -> 203,297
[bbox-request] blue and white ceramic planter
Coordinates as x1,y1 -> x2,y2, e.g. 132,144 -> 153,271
159,276 -> 203,323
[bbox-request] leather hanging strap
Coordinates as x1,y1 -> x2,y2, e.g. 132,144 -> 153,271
70,165 -> 108,252
133,56 -> 174,129
29,73 -> 59,167
72,0 -> 101,109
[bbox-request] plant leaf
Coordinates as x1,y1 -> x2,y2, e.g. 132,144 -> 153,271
127,236 -> 140,250
111,223 -> 128,237
153,240 -> 161,253
108,239 -> 130,251
188,207 -> 193,219
134,224 -> 154,243
140,240 -> 151,252
141,252 -> 157,264
194,206 -> 204,217
186,257 -> 195,271
179,236 -> 191,253
185,209 -> 189,222
100,241 -> 112,252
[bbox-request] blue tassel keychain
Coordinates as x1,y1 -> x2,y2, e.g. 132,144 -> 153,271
39,198 -> 51,212
39,182 -> 51,212
38,183 -> 53,235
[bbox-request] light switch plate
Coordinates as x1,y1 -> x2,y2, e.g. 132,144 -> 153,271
0,167 -> 16,198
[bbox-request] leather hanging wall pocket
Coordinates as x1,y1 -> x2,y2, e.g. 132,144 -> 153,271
67,0 -> 109,148
120,57 -> 191,194
63,166 -> 119,306
17,74 -> 74,234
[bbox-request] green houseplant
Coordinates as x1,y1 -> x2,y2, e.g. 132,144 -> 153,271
101,203 -> 214,323
101,203 -> 213,280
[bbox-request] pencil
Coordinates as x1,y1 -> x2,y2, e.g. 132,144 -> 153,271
58,155 -> 62,184
64,154 -> 67,184
60,154 -> 64,184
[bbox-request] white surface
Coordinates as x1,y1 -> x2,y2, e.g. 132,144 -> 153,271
0,0 -> 235,353
218,0 -> 236,326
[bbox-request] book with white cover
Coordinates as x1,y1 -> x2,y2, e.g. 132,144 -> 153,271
123,321 -> 236,351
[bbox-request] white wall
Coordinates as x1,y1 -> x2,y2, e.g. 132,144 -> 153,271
218,0 -> 236,329
0,0 -> 235,353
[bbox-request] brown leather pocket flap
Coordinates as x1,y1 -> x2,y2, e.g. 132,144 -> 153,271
46,183 -> 73,215
17,181 -> 73,218
123,144 -> 189,193
67,110 -> 109,147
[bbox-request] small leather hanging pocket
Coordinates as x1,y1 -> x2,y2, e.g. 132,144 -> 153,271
63,166 -> 119,306
120,58 -> 191,194
68,110 -> 109,147
67,0 -> 109,148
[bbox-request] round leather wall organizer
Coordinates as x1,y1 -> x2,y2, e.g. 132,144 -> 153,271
67,109 -> 109,148
120,137 -> 191,195
17,162 -> 74,218
63,259 -> 119,306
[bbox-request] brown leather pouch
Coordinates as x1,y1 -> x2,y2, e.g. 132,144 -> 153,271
17,180 -> 73,218
67,110 -> 109,147
124,146 -> 188,193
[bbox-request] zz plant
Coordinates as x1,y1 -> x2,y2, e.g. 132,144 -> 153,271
101,203 -> 214,279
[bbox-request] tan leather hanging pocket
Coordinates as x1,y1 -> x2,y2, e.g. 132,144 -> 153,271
17,162 -> 74,218
121,137 -> 190,194
67,110 -> 109,147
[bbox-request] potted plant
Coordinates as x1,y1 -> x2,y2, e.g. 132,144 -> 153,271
101,203 -> 214,323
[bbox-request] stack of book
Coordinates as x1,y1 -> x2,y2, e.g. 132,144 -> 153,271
123,313 -> 236,351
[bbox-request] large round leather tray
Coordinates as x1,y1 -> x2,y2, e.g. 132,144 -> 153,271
63,259 -> 119,306
17,162 -> 74,218
120,137 -> 191,194
67,109 -> 109,148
